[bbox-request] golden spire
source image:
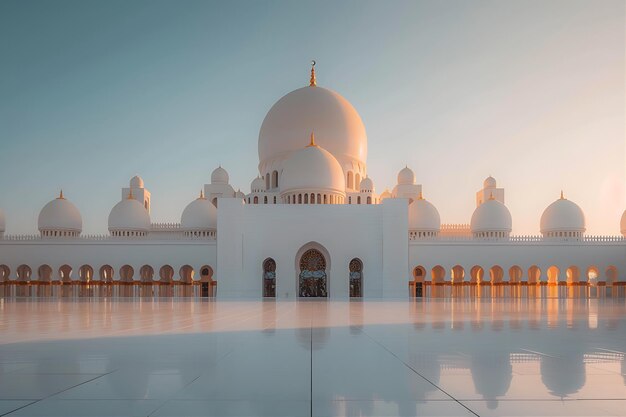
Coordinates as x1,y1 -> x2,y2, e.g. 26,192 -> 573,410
58,189 -> 65,200
489,191 -> 495,200
309,60 -> 317,87
560,190 -> 565,199
127,188 -> 134,200
306,131 -> 318,147
418,191 -> 424,200
199,189 -> 205,199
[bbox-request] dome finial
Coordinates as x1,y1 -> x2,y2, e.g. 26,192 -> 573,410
127,188 -> 134,200
560,190 -> 565,200
307,130 -> 318,147
418,191 -> 424,200
199,189 -> 205,199
58,189 -> 65,200
489,191 -> 495,200
309,60 -> 317,87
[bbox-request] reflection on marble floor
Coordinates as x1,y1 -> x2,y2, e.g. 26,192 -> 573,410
0,299 -> 625,416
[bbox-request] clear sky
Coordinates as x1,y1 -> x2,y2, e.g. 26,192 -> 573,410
0,0 -> 624,235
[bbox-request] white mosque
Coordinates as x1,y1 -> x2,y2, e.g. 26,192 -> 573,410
1,64 -> 625,298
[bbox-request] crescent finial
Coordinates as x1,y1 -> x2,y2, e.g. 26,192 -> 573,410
310,60 -> 317,87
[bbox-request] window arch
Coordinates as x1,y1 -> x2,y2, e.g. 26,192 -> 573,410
431,265 -> 445,284
17,264 -> 32,282
159,265 -> 174,283
99,265 -> 114,283
263,258 -> 276,297
349,258 -> 363,297
179,265 -> 194,284
79,265 -> 94,283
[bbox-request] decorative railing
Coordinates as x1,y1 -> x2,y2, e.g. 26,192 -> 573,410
409,233 -> 626,244
1,232 -> 216,242
150,222 -> 182,230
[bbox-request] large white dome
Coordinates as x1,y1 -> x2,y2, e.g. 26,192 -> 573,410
0,208 -> 5,232
181,195 -> 217,231
408,196 -> 441,232
540,194 -> 585,235
621,210 -> 626,237
280,135 -> 345,195
471,198 -> 512,233
38,192 -> 82,233
258,85 -> 367,168
108,198 -> 151,232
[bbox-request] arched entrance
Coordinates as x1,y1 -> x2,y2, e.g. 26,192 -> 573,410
349,258 -> 363,297
263,258 -> 276,297
411,265 -> 426,297
200,265 -> 215,297
99,265 -> 114,283
299,248 -> 327,298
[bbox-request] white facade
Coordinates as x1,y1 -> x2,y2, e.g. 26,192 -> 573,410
1,64 -> 625,296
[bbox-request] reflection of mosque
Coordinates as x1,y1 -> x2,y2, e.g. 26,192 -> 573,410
5,299 -> 626,415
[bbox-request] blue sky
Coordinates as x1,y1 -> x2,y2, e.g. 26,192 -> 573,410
0,0 -> 624,234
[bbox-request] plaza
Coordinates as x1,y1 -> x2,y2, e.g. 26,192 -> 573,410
1,298 -> 625,416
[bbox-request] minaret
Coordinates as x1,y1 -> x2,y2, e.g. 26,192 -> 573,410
122,176 -> 151,212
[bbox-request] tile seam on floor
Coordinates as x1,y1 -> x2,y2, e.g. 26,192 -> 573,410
2,370 -> 116,416
362,329 -> 481,417
0,401 -> 38,417
146,373 -> 206,417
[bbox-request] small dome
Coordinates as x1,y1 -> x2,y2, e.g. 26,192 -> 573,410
280,135 -> 345,195
250,176 -> 265,193
484,176 -> 496,188
621,210 -> 626,237
108,197 -> 151,232
408,196 -> 441,232
397,166 -> 415,185
181,195 -> 217,231
0,208 -> 5,232
380,189 -> 391,200
359,177 -> 374,193
235,189 -> 246,199
211,166 -> 229,185
471,198 -> 512,233
130,175 -> 144,188
540,194 -> 585,235
38,192 -> 83,233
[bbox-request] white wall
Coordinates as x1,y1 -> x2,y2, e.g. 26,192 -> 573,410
217,198 -> 408,299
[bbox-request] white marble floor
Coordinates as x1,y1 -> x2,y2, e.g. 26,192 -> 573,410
0,298 -> 625,416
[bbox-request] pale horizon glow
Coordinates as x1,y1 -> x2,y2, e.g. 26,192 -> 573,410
0,0 -> 624,235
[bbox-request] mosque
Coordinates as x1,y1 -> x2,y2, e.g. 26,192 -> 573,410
1,64 -> 625,298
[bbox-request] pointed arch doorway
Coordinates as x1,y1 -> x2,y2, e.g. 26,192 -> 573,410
263,258 -> 276,297
349,258 -> 363,297
298,248 -> 328,298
